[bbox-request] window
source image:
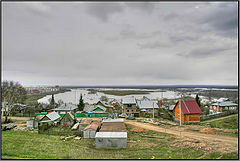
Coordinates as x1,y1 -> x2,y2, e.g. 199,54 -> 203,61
132,109 -> 134,112
127,110 -> 129,112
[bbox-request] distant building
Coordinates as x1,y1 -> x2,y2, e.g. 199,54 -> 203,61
168,105 -> 175,111
157,100 -> 163,107
210,101 -> 238,113
173,100 -> 202,124
136,100 -> 159,117
121,96 -> 139,117
95,101 -> 113,113
53,103 -> 78,113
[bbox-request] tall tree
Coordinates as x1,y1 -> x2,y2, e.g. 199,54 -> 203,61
1,80 -> 27,123
195,94 -> 201,107
78,94 -> 85,111
49,94 -> 56,108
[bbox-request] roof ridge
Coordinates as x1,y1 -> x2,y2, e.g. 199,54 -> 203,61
182,100 -> 190,113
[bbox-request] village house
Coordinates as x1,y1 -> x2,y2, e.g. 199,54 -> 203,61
173,100 -> 202,124
210,101 -> 238,113
95,101 -> 114,113
52,103 -> 78,114
121,96 -> 139,117
136,99 -> 159,117
83,104 -> 108,115
59,112 -> 76,128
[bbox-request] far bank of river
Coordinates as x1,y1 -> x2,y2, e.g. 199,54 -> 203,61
37,88 -> 180,105
25,88 -> 71,105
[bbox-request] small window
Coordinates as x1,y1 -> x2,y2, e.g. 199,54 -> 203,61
127,110 -> 129,112
132,109 -> 134,112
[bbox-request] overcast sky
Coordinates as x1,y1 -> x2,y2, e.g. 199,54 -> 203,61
2,2 -> 238,86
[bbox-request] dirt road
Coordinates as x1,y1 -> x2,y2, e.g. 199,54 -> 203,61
125,120 -> 238,153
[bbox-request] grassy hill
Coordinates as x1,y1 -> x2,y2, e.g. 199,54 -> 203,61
200,114 -> 238,129
2,125 -> 238,159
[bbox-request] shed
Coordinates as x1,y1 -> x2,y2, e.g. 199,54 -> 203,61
60,112 -> 76,128
27,119 -> 38,129
102,118 -> 124,123
83,121 -> 101,138
173,100 -> 202,124
95,132 -> 127,148
40,111 -> 61,122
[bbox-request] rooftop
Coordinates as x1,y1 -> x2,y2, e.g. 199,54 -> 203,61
211,101 -> 238,107
174,100 -> 202,114
122,96 -> 136,104
137,100 -> 159,109
95,132 -> 127,138
53,103 -> 78,111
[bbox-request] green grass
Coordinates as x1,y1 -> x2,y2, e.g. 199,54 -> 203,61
2,127 -> 238,159
202,152 -> 239,159
200,114 -> 238,129
25,89 -> 71,106
2,128 -> 204,159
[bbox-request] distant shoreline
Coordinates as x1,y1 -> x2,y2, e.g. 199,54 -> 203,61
62,85 -> 238,89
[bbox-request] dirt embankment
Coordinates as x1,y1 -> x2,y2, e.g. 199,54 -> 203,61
125,120 -> 238,153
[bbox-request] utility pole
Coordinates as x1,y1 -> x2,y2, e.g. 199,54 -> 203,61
153,101 -> 154,120
179,94 -> 182,126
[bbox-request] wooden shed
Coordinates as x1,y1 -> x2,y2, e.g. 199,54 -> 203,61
83,121 -> 101,138
174,100 -> 202,124
60,112 -> 76,128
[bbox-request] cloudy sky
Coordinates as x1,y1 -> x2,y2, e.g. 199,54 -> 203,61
2,2 -> 238,86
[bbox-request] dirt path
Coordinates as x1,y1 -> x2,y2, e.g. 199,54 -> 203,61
125,120 -> 238,153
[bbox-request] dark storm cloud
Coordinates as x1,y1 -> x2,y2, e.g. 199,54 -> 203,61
85,2 -> 124,22
199,3 -> 238,37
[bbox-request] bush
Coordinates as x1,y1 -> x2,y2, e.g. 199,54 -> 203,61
4,118 -> 13,124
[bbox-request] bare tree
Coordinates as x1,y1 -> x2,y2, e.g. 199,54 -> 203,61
1,80 -> 27,122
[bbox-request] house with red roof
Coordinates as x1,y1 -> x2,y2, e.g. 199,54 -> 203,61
173,100 -> 202,124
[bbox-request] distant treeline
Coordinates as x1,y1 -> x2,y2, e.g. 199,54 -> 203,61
61,85 -> 238,89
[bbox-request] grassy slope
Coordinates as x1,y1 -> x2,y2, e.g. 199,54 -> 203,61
200,114 -> 238,129
2,130 -> 203,159
2,125 -> 238,159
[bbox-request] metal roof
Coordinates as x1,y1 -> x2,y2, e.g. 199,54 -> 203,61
95,132 -> 127,138
169,105 -> 175,111
84,122 -> 100,131
84,104 -> 106,112
102,119 -> 124,123
174,100 -> 202,114
53,104 -> 78,111
46,112 -> 61,121
217,98 -> 229,102
211,101 -> 238,107
137,100 -> 159,109
122,97 -> 136,104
